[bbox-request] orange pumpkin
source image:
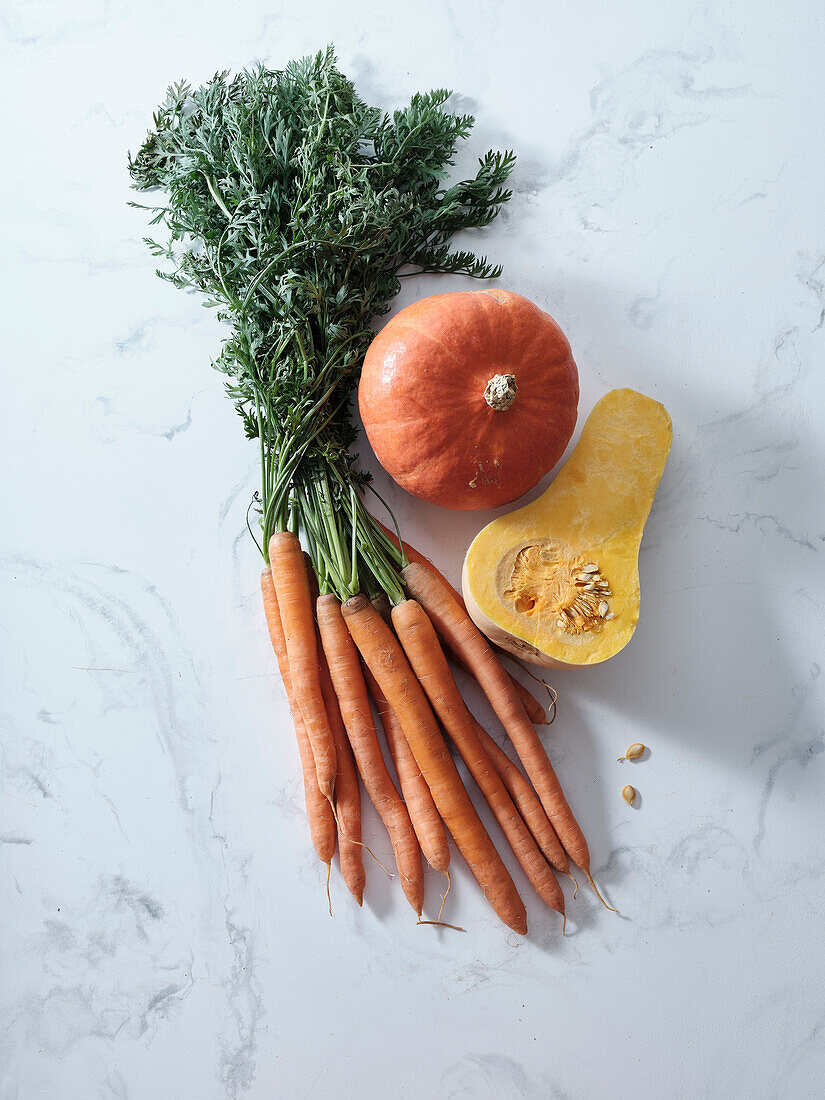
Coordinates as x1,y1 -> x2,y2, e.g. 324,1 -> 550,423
359,289 -> 579,510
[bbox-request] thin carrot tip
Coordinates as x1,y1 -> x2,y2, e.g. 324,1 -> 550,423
438,868 -> 452,923
586,871 -> 618,913
325,861 -> 333,918
416,918 -> 466,933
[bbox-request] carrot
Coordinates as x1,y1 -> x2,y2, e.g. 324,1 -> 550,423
391,599 -> 564,918
362,663 -> 450,874
401,562 -> 591,875
369,591 -> 393,622
269,532 -> 336,801
298,560 -> 365,906
260,569 -> 335,870
316,594 -> 424,916
374,519 -> 547,724
341,593 -> 527,935
318,664 -> 365,905
448,646 -> 548,726
473,725 -> 573,882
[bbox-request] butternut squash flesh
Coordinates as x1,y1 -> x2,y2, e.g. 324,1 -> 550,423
462,388 -> 672,668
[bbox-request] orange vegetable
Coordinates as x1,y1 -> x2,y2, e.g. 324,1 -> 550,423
316,594 -> 424,916
360,289 -> 578,509
473,725 -> 572,881
391,599 -> 564,918
401,562 -> 589,872
269,532 -> 336,800
302,560 -> 365,906
463,388 -> 672,668
363,664 -> 450,874
374,518 -> 547,724
259,570 -> 335,869
341,593 -> 527,934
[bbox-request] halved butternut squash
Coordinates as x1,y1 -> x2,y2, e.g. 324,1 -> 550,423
462,388 -> 672,667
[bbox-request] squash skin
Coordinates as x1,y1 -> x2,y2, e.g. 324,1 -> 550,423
462,389 -> 672,667
358,289 -> 579,510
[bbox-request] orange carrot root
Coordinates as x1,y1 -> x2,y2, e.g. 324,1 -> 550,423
363,658 -> 451,875
260,570 -> 336,867
374,518 -> 547,724
474,725 -> 570,875
269,532 -> 337,801
402,562 -> 590,875
342,593 -> 527,935
304,555 -> 365,905
392,597 -> 564,919
317,593 -> 424,916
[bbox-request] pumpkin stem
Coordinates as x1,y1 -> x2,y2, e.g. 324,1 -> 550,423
484,373 -> 518,411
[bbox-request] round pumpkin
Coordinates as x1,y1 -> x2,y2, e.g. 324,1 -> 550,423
358,289 -> 579,510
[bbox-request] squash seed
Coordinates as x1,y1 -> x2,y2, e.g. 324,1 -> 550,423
622,784 -> 637,805
505,549 -> 614,637
618,742 -> 645,762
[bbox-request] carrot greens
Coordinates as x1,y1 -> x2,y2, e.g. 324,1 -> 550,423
128,49 -> 601,932
128,47 -> 515,601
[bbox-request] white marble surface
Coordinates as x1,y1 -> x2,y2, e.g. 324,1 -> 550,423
2,1 -> 824,1097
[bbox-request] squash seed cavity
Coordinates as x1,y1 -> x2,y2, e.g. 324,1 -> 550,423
503,543 -> 615,636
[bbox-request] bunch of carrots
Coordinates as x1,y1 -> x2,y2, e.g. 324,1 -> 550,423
129,51 -> 611,934
261,529 -> 610,934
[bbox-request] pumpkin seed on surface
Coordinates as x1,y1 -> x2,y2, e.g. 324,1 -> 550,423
618,743 -> 645,762
622,785 -> 637,805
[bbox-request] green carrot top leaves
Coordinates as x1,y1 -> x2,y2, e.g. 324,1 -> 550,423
128,46 -> 515,599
